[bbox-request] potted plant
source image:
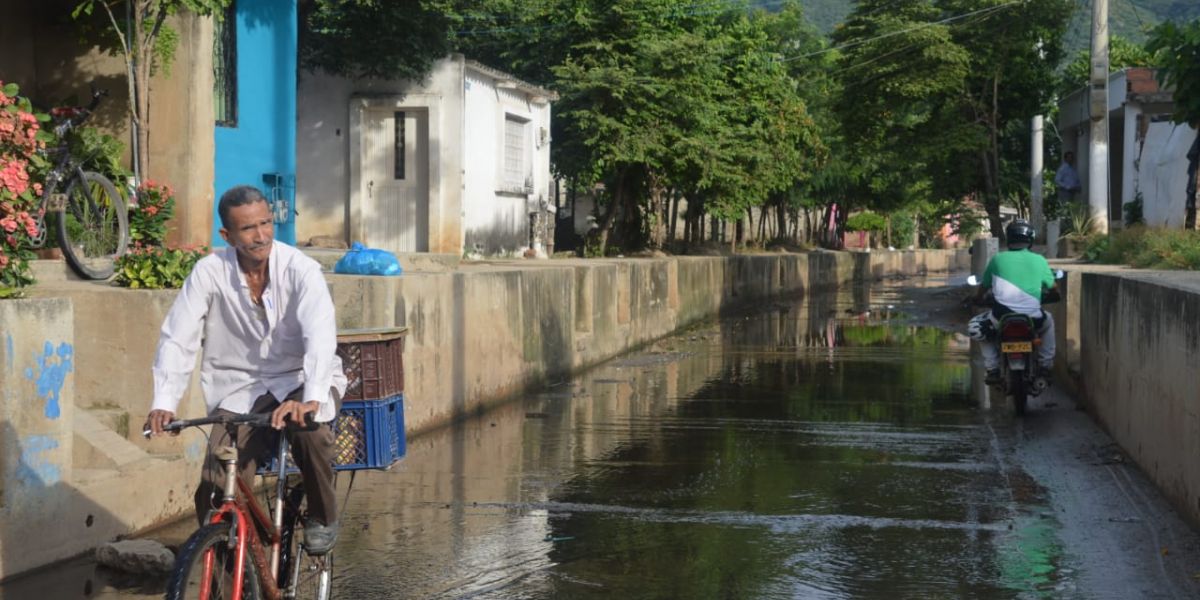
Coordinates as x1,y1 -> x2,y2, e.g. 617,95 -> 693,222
1058,203 -> 1097,258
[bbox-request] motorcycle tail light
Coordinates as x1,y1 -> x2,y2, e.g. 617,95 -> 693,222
1000,320 -> 1033,339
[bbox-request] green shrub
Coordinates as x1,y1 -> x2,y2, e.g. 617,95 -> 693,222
889,211 -> 916,247
845,211 -> 886,233
128,180 -> 174,246
1123,193 -> 1144,226
114,244 -> 208,289
1085,226 -> 1200,270
68,126 -> 131,194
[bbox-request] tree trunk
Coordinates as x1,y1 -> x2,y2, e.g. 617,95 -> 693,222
668,190 -> 679,243
595,169 -> 625,255
776,203 -> 787,243
135,2 -> 168,181
980,149 -> 1002,239
1186,135 -> 1199,229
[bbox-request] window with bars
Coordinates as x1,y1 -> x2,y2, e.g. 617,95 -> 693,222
394,111 -> 405,180
503,115 -> 528,191
213,2 -> 237,127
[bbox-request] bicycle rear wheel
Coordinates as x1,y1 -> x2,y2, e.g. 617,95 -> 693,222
166,522 -> 263,600
57,170 -> 128,280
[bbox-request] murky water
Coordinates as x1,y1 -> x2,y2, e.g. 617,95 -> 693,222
7,279 -> 1074,599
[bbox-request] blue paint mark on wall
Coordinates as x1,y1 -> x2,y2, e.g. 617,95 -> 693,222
5,334 -> 12,372
213,0 -> 298,247
23,341 -> 73,419
18,435 -> 61,487
185,439 -> 205,461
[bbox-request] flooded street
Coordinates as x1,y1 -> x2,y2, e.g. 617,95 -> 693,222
10,278 -> 1200,599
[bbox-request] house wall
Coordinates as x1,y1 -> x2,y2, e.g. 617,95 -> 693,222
461,75 -> 552,254
1122,103 -> 1142,218
1140,123 -> 1199,228
295,58 -> 465,252
213,0 -> 297,246
0,0 -> 214,248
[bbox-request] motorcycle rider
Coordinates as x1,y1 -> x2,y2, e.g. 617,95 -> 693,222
967,219 -> 1059,386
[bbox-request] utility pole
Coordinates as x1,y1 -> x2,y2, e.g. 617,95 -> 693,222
1031,115 -> 1044,239
1088,0 -> 1110,234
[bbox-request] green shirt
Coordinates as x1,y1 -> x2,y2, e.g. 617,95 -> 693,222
982,249 -> 1055,315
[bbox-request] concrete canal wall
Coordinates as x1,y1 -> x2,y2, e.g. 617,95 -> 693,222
0,249 -> 966,581
1045,268 -> 1200,531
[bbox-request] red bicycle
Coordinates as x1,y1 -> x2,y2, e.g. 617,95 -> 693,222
159,413 -> 333,600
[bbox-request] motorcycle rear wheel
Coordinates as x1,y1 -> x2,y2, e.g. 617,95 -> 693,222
1008,369 -> 1027,416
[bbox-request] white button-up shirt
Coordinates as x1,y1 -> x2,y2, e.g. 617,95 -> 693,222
151,242 -> 346,422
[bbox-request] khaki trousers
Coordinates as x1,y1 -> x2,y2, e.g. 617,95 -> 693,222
194,387 -> 338,526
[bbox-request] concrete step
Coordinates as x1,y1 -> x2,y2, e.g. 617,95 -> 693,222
31,257 -> 84,283
74,408 -> 149,470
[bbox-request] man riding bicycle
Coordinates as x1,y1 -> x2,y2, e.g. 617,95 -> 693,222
967,219 -> 1059,386
143,185 -> 346,555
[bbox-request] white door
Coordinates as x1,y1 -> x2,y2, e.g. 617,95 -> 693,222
362,109 -> 429,252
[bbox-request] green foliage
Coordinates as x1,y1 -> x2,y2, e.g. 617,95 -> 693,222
1063,203 -> 1098,239
114,244 -> 208,289
1042,187 -> 1072,221
1058,35 -> 1156,98
1147,18 -> 1200,127
889,211 -> 916,247
115,177 -> 202,289
68,126 -> 131,192
301,0 -> 466,80
1124,192 -> 1145,226
1085,226 -> 1200,270
0,82 -> 52,297
844,211 -> 886,233
1083,234 -> 1110,262
128,180 -> 174,245
72,0 -> 228,76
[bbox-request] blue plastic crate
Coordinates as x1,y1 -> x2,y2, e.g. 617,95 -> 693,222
333,394 -> 406,471
258,394 -> 406,473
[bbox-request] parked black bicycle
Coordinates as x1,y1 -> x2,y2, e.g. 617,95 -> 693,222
30,87 -> 128,280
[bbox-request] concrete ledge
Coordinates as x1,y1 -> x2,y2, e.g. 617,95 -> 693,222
0,249 -> 966,580
1057,267 -> 1200,528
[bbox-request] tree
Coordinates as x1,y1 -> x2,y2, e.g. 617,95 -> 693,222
831,0 -> 972,223
456,0 -> 824,255
73,0 -> 230,180
299,0 -> 481,81
1058,34 -> 1155,98
939,0 -> 1074,237
1146,18 -> 1200,228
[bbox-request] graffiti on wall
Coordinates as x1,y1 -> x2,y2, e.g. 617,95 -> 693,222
23,341 -> 73,420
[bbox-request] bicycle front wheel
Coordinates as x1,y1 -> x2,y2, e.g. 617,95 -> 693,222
166,522 -> 263,600
57,170 -> 128,280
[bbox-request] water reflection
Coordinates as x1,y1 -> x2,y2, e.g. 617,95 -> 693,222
52,281 -> 1067,599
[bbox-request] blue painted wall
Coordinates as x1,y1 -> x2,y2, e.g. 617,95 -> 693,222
213,0 -> 297,246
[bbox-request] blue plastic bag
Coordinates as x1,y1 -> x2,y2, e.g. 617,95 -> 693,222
334,242 -> 403,276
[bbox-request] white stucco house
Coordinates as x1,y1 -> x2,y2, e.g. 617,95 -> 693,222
1058,67 -> 1198,228
296,54 -> 557,255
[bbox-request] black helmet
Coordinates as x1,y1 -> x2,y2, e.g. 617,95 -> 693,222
1005,219 -> 1036,249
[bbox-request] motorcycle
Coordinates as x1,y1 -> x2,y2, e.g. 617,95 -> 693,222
965,270 -> 1064,415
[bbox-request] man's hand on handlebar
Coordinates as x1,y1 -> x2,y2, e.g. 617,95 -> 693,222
272,400 -> 319,430
144,409 -> 176,437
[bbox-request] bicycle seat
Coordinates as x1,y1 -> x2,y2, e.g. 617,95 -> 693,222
50,107 -> 84,118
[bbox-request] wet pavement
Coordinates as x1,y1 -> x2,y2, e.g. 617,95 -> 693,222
7,277 -> 1200,599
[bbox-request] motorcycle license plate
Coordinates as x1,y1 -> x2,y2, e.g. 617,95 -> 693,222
1001,341 -> 1033,353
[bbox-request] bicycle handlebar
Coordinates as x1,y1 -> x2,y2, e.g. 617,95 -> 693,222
143,411 -> 318,438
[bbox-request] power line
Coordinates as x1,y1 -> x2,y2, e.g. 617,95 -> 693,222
454,0 -> 788,36
778,0 -> 1024,63
1124,0 -> 1147,31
